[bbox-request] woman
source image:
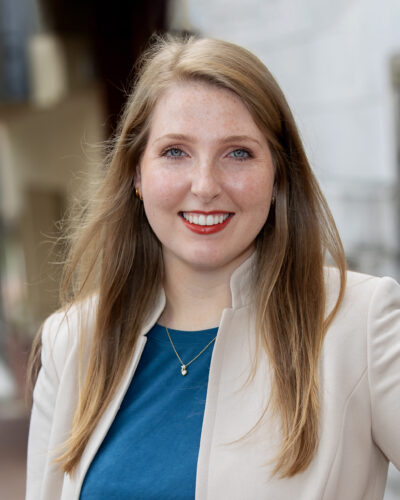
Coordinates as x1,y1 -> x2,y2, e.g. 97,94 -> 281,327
26,36 -> 400,499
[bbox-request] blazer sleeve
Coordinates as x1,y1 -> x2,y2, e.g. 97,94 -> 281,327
368,276 -> 400,469
26,311 -> 68,500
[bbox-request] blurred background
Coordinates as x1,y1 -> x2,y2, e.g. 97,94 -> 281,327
0,0 -> 399,498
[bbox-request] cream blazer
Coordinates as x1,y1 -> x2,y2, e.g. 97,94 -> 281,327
26,256 -> 400,499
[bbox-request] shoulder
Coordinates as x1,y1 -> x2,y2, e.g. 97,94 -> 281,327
324,266 -> 399,315
323,267 -> 400,354
40,295 -> 98,380
323,267 -> 400,364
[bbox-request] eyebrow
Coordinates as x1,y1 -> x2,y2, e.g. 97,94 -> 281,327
154,134 -> 195,144
153,133 -> 262,146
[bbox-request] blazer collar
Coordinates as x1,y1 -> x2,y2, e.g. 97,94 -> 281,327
151,252 -> 257,317
150,252 -> 257,315
229,251 -> 257,309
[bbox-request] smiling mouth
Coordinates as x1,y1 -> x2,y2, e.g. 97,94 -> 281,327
179,211 -> 233,226
178,211 -> 234,234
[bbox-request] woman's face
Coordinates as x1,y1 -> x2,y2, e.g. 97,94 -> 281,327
136,81 -> 275,273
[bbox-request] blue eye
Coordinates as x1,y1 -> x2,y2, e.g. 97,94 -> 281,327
229,149 -> 251,159
164,147 -> 185,158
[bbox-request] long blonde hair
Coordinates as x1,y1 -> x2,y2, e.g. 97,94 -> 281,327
28,35 -> 346,478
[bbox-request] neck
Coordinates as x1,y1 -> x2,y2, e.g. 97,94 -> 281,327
159,252 -> 252,331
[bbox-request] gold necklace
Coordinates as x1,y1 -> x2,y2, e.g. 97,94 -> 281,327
165,326 -> 217,376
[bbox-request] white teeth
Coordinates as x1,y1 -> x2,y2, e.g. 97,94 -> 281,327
182,212 -> 230,226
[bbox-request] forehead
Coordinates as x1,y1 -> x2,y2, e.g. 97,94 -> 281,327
147,80 -> 266,141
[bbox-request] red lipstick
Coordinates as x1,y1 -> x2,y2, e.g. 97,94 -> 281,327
179,211 -> 233,235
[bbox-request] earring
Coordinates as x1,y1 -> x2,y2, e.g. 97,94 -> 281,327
271,194 -> 276,205
135,188 -> 143,201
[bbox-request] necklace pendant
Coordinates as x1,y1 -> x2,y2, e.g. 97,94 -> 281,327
181,365 -> 188,376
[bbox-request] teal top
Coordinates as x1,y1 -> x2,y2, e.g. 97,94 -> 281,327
80,323 -> 218,500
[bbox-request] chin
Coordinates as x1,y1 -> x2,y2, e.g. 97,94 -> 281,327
182,249 -> 248,273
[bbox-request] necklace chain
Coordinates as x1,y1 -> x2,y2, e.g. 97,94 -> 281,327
165,326 -> 217,376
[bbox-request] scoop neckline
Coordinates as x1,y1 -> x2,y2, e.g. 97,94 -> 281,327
145,323 -> 219,346
157,323 -> 219,334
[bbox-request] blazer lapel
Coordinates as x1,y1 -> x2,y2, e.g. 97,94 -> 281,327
69,290 -> 166,498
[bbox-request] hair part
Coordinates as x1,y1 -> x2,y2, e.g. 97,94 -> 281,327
28,34 -> 346,477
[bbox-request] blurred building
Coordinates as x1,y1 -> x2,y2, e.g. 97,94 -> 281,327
0,0 -> 169,339
0,1 -> 168,496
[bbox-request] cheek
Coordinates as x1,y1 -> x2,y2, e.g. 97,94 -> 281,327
142,169 -> 188,218
227,170 -> 274,212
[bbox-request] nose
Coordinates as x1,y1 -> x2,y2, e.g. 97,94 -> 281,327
190,160 -> 222,202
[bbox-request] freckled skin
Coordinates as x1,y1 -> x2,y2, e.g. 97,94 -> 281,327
136,81 -> 275,273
